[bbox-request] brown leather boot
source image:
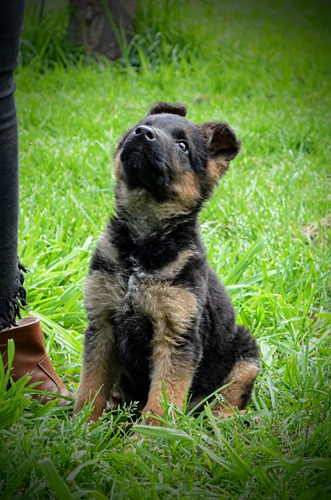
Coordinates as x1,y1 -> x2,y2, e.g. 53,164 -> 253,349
0,316 -> 73,405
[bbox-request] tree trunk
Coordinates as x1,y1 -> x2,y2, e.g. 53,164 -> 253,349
68,0 -> 136,61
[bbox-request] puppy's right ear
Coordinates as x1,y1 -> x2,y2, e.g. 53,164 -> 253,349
148,102 -> 187,117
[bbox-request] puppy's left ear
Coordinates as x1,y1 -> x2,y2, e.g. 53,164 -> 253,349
201,121 -> 241,182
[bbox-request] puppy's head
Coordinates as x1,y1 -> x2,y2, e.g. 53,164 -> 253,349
114,102 -> 241,214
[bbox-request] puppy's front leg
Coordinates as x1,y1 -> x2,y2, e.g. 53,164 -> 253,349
73,324 -> 121,422
142,342 -> 197,424
139,283 -> 199,424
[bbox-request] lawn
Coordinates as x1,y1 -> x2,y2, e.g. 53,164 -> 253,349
0,0 -> 330,498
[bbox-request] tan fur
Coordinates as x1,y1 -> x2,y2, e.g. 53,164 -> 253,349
74,352 -> 121,421
206,158 -> 229,185
219,360 -> 260,410
73,324 -> 122,421
115,169 -> 200,239
155,248 -> 195,279
117,179 -> 197,220
84,270 -> 126,325
113,151 -> 123,181
172,171 -> 201,208
115,183 -> 166,238
96,232 -> 120,265
137,281 -> 197,342
143,342 -> 195,418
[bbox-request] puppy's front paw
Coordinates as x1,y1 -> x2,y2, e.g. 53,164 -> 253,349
141,406 -> 162,426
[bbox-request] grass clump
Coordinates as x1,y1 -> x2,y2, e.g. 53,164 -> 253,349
20,3 -> 84,71
0,0 -> 330,498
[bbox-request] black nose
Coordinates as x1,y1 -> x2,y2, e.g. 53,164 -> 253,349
134,125 -> 156,141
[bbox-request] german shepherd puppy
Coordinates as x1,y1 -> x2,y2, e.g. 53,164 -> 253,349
73,102 -> 260,423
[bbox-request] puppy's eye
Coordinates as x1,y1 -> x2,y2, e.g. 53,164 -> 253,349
177,140 -> 189,153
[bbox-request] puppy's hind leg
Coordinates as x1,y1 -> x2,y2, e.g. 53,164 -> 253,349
73,324 -> 122,422
214,325 -> 260,417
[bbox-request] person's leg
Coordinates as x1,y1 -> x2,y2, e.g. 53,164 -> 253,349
0,0 -> 27,329
0,1 -> 72,403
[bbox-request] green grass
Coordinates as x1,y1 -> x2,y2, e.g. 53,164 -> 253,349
1,0 -> 330,498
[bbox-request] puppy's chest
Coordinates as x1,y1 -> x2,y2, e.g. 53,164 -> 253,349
111,267 -> 167,363
107,260 -> 197,340
87,248 -> 197,350
118,267 -> 159,314
110,266 -> 163,338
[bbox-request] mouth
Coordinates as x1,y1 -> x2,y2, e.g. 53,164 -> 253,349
120,143 -> 164,178
120,147 -> 153,190
120,149 -> 147,165
119,145 -> 171,201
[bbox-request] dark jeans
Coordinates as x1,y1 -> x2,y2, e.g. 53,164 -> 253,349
0,0 -> 27,330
